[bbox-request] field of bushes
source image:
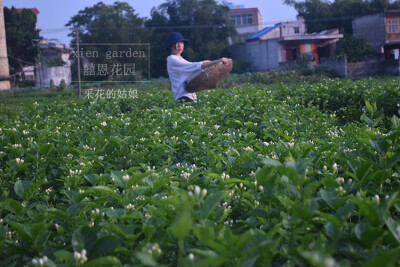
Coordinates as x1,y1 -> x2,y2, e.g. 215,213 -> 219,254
0,74 -> 399,266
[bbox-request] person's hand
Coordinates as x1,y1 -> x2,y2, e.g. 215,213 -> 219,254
220,57 -> 229,65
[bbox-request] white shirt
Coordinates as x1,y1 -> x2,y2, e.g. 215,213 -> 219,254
166,55 -> 202,101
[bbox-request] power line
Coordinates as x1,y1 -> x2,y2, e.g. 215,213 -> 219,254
7,54 -> 35,65
27,14 -> 362,34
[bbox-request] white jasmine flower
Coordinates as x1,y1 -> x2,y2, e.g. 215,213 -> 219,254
189,253 -> 194,261
194,185 -> 201,195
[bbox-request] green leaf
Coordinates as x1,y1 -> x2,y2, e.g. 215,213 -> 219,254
111,171 -> 127,189
352,196 -> 381,227
262,158 -> 282,166
84,174 -> 98,185
8,221 -> 32,244
255,166 -> 273,185
362,249 -> 399,267
24,181 -> 41,201
72,226 -> 97,254
189,248 -> 218,258
246,132 -> 256,142
246,208 -> 269,218
170,198 -> 192,240
89,186 -> 124,205
53,250 -> 74,264
200,190 -> 226,220
39,143 -> 54,156
193,224 -> 215,246
85,256 -> 121,267
135,252 -> 158,267
319,189 -> 337,209
241,253 -> 259,267
2,198 -> 24,215
369,139 -> 382,154
67,202 -> 88,217
356,162 -> 373,182
365,100 -> 374,115
384,217 -> 400,245
91,236 -> 122,257
286,158 -> 310,178
391,115 -> 400,128
300,250 -> 340,267
34,231 -> 51,250
14,180 -> 33,200
30,222 -> 46,241
324,222 -> 338,240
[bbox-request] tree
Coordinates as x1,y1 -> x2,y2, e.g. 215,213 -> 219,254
284,0 -> 400,34
4,7 -> 40,80
46,55 -> 65,67
65,1 -> 149,82
334,34 -> 376,62
145,0 -> 236,78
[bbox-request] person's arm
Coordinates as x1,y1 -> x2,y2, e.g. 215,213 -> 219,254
200,57 -> 229,69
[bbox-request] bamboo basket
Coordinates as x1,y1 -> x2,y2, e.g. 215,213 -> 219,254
185,59 -> 233,93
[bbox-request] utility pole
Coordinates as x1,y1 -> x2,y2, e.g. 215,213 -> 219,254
0,0 -> 10,90
76,27 -> 81,98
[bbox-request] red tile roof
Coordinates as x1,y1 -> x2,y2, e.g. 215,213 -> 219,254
14,8 -> 40,15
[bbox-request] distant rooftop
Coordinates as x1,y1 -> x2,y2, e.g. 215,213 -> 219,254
246,25 -> 280,40
9,8 -> 40,15
229,4 -> 245,9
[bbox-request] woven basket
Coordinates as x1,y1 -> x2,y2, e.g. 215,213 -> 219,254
185,59 -> 233,93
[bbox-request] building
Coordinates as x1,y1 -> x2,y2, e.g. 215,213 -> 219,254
39,39 -> 71,65
352,10 -> 400,60
22,65 -> 34,81
232,18 -> 343,71
228,5 -> 262,42
246,17 -> 306,41
35,39 -> 72,87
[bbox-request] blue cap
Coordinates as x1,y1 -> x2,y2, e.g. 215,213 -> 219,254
165,32 -> 189,49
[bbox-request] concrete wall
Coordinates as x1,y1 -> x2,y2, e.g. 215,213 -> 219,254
321,57 -> 399,77
233,39 -> 400,77
236,25 -> 261,35
347,58 -> 399,76
281,19 -> 306,37
320,57 -> 347,77
353,12 -> 385,52
232,39 -> 280,71
35,63 -> 71,88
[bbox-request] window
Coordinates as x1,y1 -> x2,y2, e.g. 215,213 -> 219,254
230,14 -> 254,26
242,14 -> 253,25
294,27 -> 300,34
388,19 -> 399,33
230,15 -> 242,26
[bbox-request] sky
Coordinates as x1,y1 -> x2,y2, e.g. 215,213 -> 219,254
4,0 -> 298,45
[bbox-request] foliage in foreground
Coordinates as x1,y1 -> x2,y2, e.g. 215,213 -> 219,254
0,78 -> 399,266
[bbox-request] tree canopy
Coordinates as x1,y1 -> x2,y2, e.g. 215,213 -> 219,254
66,1 -> 147,44
65,1 -> 149,81
284,0 -> 400,34
334,33 -> 376,62
4,7 -> 40,79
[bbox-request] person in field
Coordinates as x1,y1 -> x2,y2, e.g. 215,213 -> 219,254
165,32 -> 229,103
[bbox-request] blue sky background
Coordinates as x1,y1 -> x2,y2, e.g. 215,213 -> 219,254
4,0 -> 298,45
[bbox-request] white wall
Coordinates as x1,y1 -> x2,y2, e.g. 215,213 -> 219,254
35,64 -> 71,88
